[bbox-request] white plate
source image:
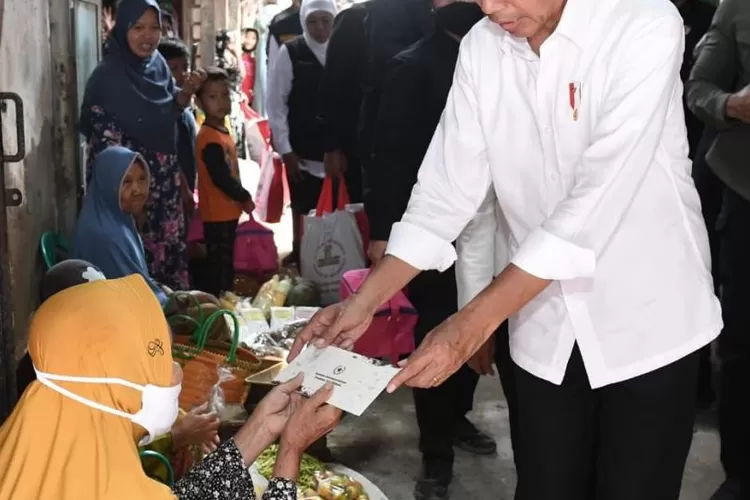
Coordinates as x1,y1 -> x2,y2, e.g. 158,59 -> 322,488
249,462 -> 388,500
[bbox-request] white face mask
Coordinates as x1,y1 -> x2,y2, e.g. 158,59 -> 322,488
34,367 -> 181,446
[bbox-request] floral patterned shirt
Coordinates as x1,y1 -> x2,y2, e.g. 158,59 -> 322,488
173,439 -> 297,500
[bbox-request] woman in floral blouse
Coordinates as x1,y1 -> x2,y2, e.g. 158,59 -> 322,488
80,0 -> 204,290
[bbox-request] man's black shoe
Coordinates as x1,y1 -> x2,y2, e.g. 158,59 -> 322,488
414,461 -> 452,500
453,417 -> 497,456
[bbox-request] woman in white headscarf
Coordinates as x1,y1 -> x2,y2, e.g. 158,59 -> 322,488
266,0 -> 337,267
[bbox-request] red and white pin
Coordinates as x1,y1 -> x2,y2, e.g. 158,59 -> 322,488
569,81 -> 582,121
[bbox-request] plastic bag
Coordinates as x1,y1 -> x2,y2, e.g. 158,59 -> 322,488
208,365 -> 234,416
314,470 -> 368,500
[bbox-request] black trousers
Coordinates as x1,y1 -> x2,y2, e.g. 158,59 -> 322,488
494,321 -> 520,471
287,170 -> 324,266
203,220 -> 238,296
716,186 -> 750,484
409,269 -> 478,468
692,132 -> 721,406
513,346 -> 699,500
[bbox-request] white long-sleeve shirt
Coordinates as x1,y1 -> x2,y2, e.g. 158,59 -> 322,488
456,189 -> 509,308
386,0 -> 722,388
266,44 -> 326,178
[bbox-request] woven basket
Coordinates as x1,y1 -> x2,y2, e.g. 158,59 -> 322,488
170,307 -> 262,411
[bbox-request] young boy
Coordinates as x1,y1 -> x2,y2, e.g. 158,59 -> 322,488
158,37 -> 198,201
195,68 -> 255,296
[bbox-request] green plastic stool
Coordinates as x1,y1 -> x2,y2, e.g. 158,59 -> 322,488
139,450 -> 175,488
39,232 -> 69,270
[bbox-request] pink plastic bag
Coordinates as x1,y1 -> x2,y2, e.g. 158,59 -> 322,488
340,269 -> 417,362
186,209 -> 278,275
234,219 -> 279,274
187,208 -> 204,244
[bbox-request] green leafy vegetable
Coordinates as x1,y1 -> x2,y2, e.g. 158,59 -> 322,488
255,444 -> 326,490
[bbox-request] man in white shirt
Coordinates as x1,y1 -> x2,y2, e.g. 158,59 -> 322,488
291,0 -> 722,497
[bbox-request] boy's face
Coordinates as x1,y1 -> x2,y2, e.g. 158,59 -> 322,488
198,79 -> 231,121
167,57 -> 189,87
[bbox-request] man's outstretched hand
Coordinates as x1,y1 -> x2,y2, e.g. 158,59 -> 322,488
288,298 -> 375,361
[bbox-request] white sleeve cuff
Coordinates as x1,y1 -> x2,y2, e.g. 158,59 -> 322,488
510,227 -> 596,280
386,221 -> 457,272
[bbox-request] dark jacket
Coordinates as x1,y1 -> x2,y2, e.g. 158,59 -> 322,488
319,3 -> 370,155
677,0 -> 716,157
368,31 -> 462,310
286,37 -> 326,162
358,0 -> 435,220
368,32 -> 458,243
267,7 -> 302,55
686,0 -> 750,200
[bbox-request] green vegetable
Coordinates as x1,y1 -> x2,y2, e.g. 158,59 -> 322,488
255,444 -> 326,490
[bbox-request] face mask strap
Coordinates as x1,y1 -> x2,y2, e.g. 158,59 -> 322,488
35,374 -> 133,420
33,368 -> 145,392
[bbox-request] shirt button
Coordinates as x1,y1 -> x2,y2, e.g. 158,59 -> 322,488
544,127 -> 551,134
550,173 -> 558,181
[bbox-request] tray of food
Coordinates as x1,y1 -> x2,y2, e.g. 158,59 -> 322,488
250,445 -> 387,500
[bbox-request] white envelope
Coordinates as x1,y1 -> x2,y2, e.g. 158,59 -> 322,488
273,346 -> 400,416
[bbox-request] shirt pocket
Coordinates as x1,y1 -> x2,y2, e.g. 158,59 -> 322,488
553,78 -> 592,183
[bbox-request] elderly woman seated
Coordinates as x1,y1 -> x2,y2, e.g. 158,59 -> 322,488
72,146 -> 174,304
0,273 -> 341,499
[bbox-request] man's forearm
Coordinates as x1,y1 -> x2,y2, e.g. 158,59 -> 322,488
356,255 -> 421,313
461,264 -> 552,341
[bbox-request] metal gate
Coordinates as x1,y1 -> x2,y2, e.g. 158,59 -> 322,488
0,91 -> 26,422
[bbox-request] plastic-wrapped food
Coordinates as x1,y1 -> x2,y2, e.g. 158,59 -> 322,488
270,306 -> 296,330
252,275 -> 280,317
272,276 -> 293,307
314,471 -> 367,500
252,275 -> 294,318
297,488 -> 324,500
219,291 -> 241,310
237,307 -> 270,345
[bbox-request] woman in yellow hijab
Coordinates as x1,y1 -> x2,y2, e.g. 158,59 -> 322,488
0,274 -> 343,500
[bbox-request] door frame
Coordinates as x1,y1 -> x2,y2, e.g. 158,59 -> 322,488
0,92 -> 26,422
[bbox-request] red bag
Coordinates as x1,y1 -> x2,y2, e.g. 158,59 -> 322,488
254,151 -> 286,224
300,176 -> 369,247
340,268 -> 416,362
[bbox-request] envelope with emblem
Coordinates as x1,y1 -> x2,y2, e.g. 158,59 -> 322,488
273,346 -> 400,416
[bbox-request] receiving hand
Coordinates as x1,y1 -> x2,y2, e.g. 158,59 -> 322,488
468,336 -> 495,376
280,383 -> 342,454
246,374 -> 305,450
283,153 -> 304,183
171,403 -> 220,455
288,297 -> 375,361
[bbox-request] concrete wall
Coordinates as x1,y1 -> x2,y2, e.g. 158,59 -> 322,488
0,0 -> 80,358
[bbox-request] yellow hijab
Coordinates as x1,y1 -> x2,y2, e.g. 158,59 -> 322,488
0,275 -> 178,500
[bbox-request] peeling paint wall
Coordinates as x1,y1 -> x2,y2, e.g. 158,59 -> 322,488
0,0 -> 80,358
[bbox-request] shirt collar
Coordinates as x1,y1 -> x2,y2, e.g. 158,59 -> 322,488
554,0 -> 593,49
492,0 -> 593,60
